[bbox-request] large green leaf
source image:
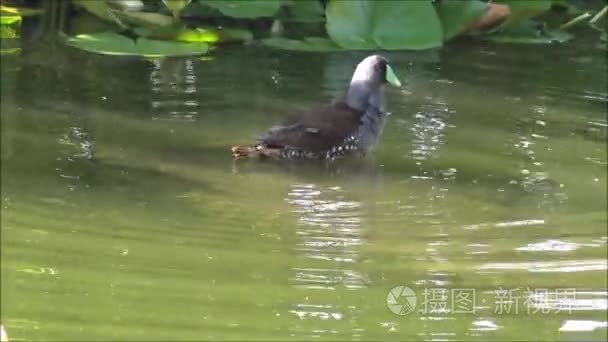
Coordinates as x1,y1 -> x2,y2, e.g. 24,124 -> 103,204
434,0 -> 488,40
201,0 -> 281,18
325,0 -> 443,50
261,37 -> 340,51
65,31 -> 209,57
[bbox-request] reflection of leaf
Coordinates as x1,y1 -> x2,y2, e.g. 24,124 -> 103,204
434,0 -> 488,40
261,37 -> 340,51
65,31 -> 209,57
326,0 -> 443,50
202,0 -> 281,18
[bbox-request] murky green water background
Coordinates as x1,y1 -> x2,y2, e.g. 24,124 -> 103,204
1,33 -> 607,341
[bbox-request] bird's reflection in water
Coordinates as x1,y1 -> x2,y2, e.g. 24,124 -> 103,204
285,182 -> 368,339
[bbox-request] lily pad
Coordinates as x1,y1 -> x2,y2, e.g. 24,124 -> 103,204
261,37 -> 340,52
434,0 -> 488,40
202,0 -> 281,18
326,0 -> 443,50
65,31 -> 209,57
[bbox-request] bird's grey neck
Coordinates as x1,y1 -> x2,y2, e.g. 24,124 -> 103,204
345,83 -> 387,151
345,82 -> 385,114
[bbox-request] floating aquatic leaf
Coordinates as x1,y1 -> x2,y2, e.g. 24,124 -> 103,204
65,31 -> 209,57
434,0 -> 488,40
0,15 -> 20,25
202,0 -> 281,18
0,5 -> 44,17
326,0 -> 443,50
261,36 -> 340,52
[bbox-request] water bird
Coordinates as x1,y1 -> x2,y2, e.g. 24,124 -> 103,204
231,54 -> 401,160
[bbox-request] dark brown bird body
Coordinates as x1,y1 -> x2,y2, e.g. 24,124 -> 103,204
232,55 -> 401,160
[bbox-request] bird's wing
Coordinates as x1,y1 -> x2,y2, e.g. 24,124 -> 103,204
258,101 -> 363,153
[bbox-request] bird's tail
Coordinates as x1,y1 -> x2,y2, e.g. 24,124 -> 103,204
231,145 -> 261,159
231,145 -> 281,159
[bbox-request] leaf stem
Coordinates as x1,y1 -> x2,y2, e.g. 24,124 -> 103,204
589,5 -> 607,25
559,12 -> 591,30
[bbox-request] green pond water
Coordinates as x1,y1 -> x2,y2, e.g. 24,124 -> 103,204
1,34 -> 607,341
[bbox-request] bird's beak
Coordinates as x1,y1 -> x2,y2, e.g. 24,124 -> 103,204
386,64 -> 401,87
